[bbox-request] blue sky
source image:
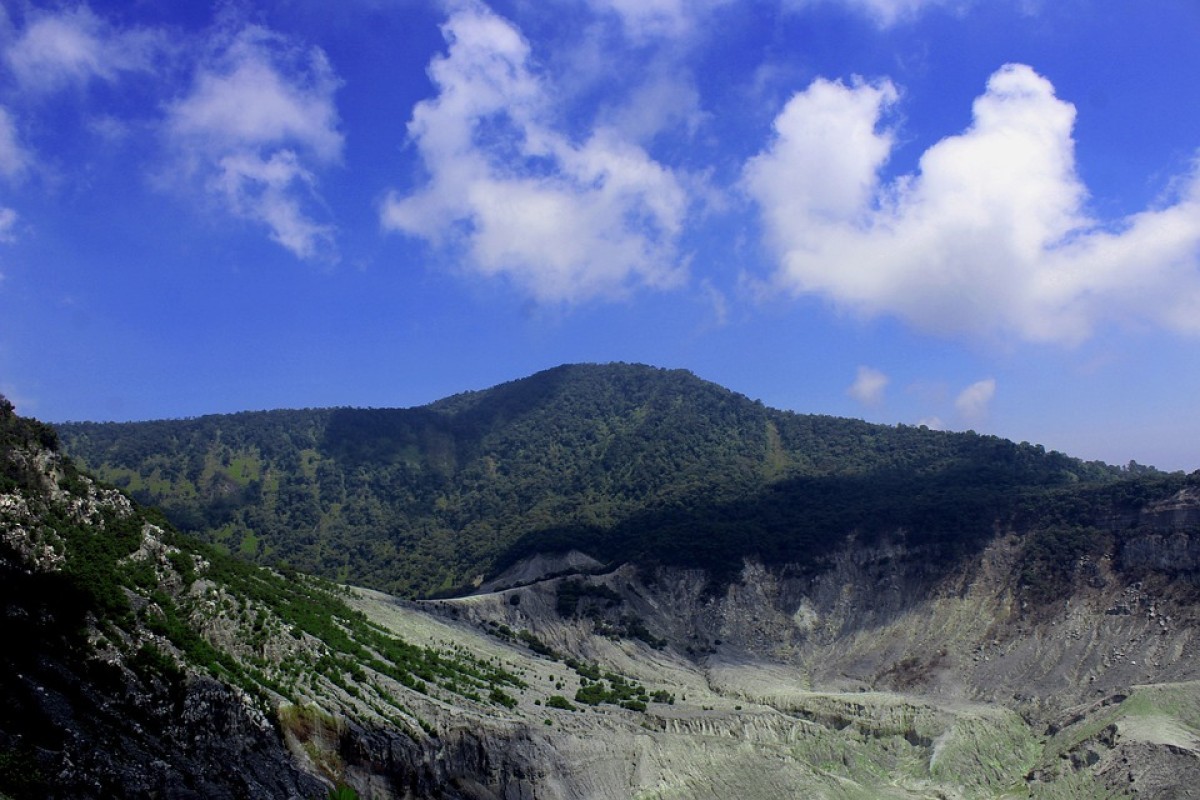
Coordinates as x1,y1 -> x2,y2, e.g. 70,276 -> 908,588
1,0 -> 1199,471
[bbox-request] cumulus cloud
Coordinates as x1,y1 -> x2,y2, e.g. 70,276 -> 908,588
164,26 -> 342,260
954,378 -> 996,420
381,5 -> 689,303
848,365 -> 888,406
744,64 -> 1200,344
5,5 -> 164,92
208,150 -> 333,260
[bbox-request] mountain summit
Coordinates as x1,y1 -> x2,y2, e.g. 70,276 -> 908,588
8,378 -> 1200,797
59,362 -> 1152,598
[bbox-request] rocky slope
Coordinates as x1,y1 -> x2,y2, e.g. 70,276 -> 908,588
0,397 -> 545,798
8,387 -> 1200,798
0,399 -> 325,798
362,513 -> 1200,799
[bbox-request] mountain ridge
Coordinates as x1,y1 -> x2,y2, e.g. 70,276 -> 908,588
8,386 -> 1200,797
55,362 -> 1163,598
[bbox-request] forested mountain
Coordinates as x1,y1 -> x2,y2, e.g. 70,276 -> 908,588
2,393 -> 570,798
12,380 -> 1200,798
57,363 -> 1169,597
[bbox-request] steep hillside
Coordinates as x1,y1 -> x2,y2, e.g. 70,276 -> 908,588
8,393 -> 1200,798
56,362 -> 1141,597
400,516 -> 1200,799
0,396 -> 540,798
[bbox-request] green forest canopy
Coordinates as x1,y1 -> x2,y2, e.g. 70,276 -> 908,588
54,363 -> 1183,597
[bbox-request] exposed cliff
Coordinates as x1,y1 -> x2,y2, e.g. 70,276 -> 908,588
395,504 -> 1200,798
0,397 -> 556,799
9,386 -> 1200,798
0,398 -> 325,798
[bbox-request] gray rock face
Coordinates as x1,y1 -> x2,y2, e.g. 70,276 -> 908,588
325,524 -> 1200,799
7,410 -> 1200,798
0,426 -> 323,799
1122,531 -> 1200,572
0,646 -> 325,799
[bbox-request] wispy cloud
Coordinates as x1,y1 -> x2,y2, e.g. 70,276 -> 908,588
164,25 -> 343,261
584,0 -> 733,40
700,278 -> 729,326
599,65 -> 708,145
744,64 -> 1200,344
569,0 -> 955,41
0,106 -> 29,246
848,365 -> 888,406
0,207 -> 17,242
381,4 -> 690,303
955,378 -> 996,420
0,107 -> 30,180
783,0 -> 968,27
5,5 -> 165,92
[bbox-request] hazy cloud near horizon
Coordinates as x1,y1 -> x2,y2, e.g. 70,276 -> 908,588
848,366 -> 889,407
955,378 -> 997,421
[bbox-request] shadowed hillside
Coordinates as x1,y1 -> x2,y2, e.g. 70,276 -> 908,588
57,363 -> 1150,597
12,387 -> 1200,798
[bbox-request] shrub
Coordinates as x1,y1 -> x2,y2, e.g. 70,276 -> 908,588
545,694 -> 575,711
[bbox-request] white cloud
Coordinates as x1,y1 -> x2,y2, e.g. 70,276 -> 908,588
700,278 -> 729,326
744,75 -> 898,243
167,28 -> 341,162
954,378 -> 996,420
601,67 -> 707,144
0,107 -> 29,246
783,0 -> 967,27
744,64 -> 1200,345
5,5 -> 163,92
848,365 -> 888,406
165,26 -> 342,261
381,5 -> 690,303
584,0 -> 733,39
0,107 -> 30,180
210,150 -> 334,261
0,207 -> 17,242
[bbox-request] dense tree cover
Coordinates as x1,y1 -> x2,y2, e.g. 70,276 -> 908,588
1,401 -> 523,715
53,364 -> 1177,597
1,394 -> 66,493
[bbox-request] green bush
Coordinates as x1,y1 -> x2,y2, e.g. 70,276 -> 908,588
489,688 -> 518,708
545,694 -> 575,711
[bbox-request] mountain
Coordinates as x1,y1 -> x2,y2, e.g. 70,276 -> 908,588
0,395 -> 537,798
56,362 -> 1147,598
8,383 -> 1200,797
